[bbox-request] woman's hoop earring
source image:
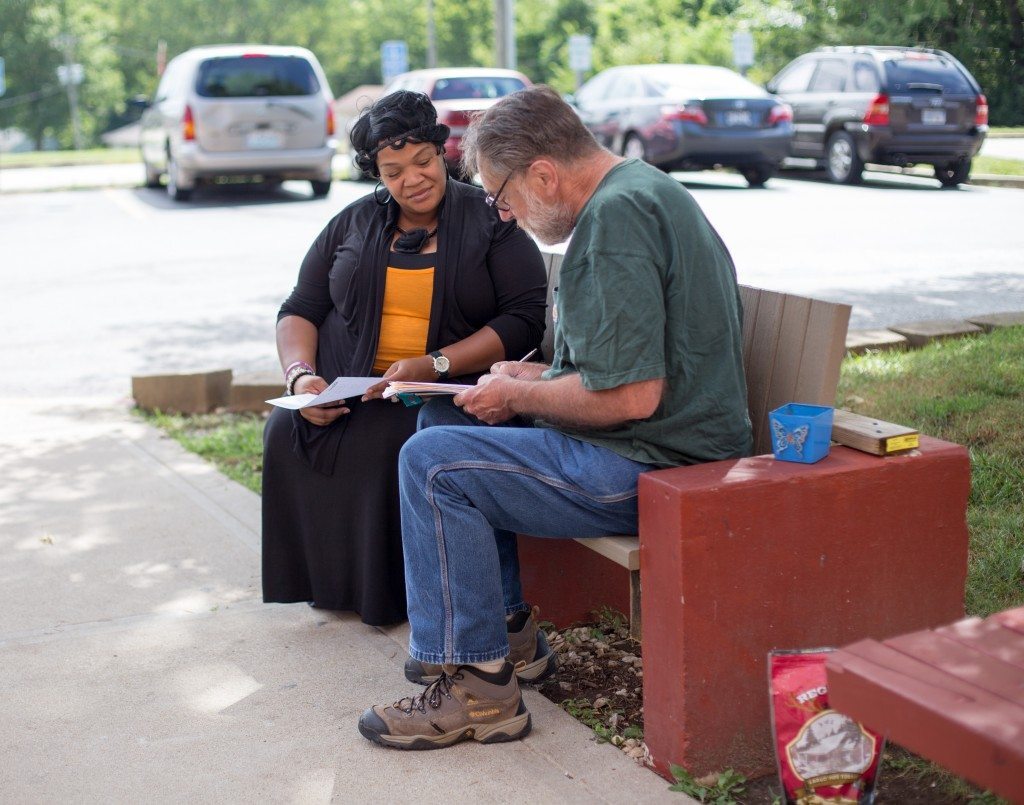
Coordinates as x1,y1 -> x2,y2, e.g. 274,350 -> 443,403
373,181 -> 391,206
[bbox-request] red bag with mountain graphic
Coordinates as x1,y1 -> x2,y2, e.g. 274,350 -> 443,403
769,649 -> 884,804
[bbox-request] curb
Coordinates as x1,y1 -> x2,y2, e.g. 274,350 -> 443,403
846,311 -> 1024,354
968,174 -> 1024,189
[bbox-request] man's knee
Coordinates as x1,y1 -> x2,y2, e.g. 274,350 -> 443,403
400,426 -> 459,480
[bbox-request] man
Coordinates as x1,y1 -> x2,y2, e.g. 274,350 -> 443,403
357,86 -> 752,750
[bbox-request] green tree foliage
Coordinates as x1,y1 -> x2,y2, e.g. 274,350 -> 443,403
1,0 -> 124,148
1,0 -> 1021,147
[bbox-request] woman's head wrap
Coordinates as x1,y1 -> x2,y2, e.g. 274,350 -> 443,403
351,90 -> 450,178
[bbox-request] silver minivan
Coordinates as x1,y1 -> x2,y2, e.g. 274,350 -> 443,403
140,44 -> 337,200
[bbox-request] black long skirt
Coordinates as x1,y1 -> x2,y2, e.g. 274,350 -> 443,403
261,398 -> 421,625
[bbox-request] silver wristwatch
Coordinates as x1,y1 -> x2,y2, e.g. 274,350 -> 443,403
429,350 -> 450,380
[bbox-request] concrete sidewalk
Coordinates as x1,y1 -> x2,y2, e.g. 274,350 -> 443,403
0,399 -> 680,803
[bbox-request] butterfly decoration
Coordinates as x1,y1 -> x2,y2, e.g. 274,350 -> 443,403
772,419 -> 809,456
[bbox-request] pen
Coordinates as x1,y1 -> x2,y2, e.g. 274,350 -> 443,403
519,348 -> 538,362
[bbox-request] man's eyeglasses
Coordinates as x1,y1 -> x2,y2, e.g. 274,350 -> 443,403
484,171 -> 514,213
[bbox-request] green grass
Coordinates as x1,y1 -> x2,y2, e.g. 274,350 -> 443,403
139,410 -> 265,494
838,326 -> 1024,617
987,126 -> 1024,137
0,147 -> 140,168
973,154 -> 1024,176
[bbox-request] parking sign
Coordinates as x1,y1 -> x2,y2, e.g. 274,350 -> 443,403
732,31 -> 754,70
381,40 -> 408,84
568,35 -> 591,73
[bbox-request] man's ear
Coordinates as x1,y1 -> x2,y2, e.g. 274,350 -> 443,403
525,158 -> 560,200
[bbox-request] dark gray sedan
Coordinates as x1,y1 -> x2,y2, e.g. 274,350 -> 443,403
572,64 -> 794,187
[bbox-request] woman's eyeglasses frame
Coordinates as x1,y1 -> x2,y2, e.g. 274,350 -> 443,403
484,171 -> 515,213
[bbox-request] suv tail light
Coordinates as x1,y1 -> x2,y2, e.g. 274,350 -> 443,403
663,103 -> 708,126
767,103 -> 793,126
863,94 -> 890,126
975,94 -> 989,126
326,103 -> 336,136
183,105 -> 196,141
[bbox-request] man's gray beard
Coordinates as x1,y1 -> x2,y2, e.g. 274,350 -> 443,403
521,186 -> 576,245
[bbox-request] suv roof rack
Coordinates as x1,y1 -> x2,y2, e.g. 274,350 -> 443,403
813,45 -> 948,58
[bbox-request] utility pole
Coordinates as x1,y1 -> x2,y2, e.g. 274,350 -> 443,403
493,0 -> 516,69
426,0 -> 437,68
54,33 -> 84,150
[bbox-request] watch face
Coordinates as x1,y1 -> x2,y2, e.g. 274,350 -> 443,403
434,355 -> 451,372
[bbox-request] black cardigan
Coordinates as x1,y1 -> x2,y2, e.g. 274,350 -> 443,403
279,177 -> 548,382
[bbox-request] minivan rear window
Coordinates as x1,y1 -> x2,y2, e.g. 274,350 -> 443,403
884,57 -> 973,94
196,55 -> 320,98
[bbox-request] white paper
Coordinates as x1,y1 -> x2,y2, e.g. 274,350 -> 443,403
265,376 -> 380,409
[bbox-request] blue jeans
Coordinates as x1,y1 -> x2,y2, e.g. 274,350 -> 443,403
399,398 -> 653,665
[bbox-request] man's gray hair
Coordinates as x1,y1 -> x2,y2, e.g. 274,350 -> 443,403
461,85 -> 601,178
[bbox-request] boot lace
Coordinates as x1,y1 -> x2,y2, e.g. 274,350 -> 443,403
395,667 -> 463,714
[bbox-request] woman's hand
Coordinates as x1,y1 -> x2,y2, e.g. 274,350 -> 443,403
295,374 -> 350,425
362,355 -> 435,400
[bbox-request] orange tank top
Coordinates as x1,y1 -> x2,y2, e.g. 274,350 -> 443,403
372,251 -> 436,374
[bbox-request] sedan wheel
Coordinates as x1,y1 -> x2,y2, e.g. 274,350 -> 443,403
622,134 -> 647,162
740,164 -> 775,188
825,131 -> 863,185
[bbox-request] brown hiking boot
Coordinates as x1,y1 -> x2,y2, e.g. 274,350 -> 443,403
404,606 -> 557,685
358,662 -> 531,750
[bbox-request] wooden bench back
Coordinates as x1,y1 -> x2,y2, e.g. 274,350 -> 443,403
541,252 -> 851,456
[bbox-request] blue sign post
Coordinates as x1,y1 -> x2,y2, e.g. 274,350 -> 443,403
0,57 -> 6,98
380,40 -> 408,84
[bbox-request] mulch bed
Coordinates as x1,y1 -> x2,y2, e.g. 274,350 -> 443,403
535,613 -> 994,804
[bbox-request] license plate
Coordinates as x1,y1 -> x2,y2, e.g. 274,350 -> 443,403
921,108 -> 946,125
724,110 -> 753,127
246,130 -> 284,149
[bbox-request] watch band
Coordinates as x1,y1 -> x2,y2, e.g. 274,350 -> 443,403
429,350 -> 450,380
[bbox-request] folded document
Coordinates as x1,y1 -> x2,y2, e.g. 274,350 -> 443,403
382,381 -> 472,399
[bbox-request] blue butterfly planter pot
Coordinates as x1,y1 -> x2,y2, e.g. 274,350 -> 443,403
768,403 -> 834,464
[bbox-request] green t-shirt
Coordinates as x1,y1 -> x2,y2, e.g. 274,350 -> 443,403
543,159 -> 752,466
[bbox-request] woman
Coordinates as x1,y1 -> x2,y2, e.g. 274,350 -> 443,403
261,90 -> 547,625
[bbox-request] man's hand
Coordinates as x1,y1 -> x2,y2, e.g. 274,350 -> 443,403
490,360 -> 548,381
454,373 -> 519,424
295,374 -> 350,425
363,356 -> 434,400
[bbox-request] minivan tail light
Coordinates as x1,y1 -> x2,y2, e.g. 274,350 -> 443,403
183,105 -> 196,141
975,94 -> 989,126
663,103 -> 708,126
863,93 -> 890,126
767,103 -> 793,126
326,104 -> 336,136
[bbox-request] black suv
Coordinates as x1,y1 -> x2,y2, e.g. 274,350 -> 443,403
767,46 -> 988,187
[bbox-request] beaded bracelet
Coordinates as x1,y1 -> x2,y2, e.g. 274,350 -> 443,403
285,365 -> 315,396
284,360 -> 314,381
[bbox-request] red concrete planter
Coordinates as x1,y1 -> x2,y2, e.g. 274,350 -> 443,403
638,437 -> 970,778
